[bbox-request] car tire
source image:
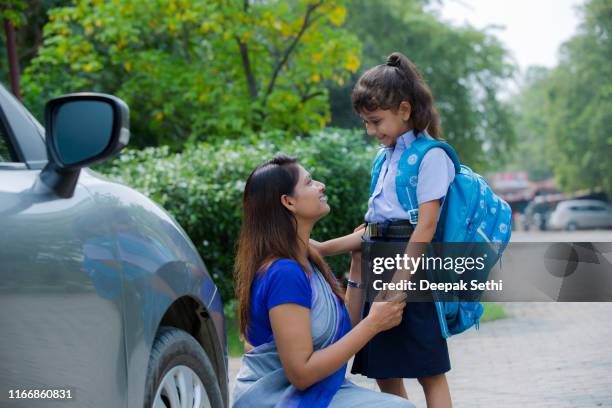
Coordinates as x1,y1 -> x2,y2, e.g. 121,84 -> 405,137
566,222 -> 578,231
144,326 -> 223,408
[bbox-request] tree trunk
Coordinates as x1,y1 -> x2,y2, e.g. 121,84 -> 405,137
4,19 -> 22,101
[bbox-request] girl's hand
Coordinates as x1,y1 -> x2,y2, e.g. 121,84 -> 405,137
364,293 -> 406,333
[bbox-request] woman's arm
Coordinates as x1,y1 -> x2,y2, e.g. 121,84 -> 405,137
269,297 -> 405,391
310,224 -> 366,257
345,250 -> 365,327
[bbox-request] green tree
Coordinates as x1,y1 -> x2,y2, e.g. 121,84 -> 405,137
512,0 -> 612,194
1,1 -> 70,89
506,66 -> 554,181
0,0 -> 26,27
22,0 -> 361,148
329,0 -> 516,171
544,0 -> 612,195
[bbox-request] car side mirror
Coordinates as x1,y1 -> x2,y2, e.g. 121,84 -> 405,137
40,93 -> 130,198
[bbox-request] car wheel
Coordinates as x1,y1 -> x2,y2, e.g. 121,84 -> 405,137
144,327 -> 223,408
566,222 -> 578,231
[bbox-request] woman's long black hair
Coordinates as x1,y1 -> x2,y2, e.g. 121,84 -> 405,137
234,154 -> 343,337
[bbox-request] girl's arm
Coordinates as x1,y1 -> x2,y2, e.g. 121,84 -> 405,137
269,296 -> 405,391
383,200 -> 440,291
310,224 -> 366,257
409,199 -> 439,243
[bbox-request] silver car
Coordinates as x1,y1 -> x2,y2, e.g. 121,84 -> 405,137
0,84 -> 228,407
548,199 -> 612,231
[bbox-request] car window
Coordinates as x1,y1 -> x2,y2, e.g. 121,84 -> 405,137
586,205 -> 606,212
0,119 -> 18,162
0,85 -> 47,168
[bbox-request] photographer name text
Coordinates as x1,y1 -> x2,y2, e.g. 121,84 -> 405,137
372,279 -> 503,292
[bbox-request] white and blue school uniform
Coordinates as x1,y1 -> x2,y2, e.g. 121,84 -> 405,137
352,129 -> 454,379
364,130 -> 455,223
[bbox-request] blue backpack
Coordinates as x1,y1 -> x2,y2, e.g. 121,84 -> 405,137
370,133 -> 512,338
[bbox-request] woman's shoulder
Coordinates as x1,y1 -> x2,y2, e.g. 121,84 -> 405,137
255,258 -> 312,308
261,258 -> 302,272
258,258 -> 307,282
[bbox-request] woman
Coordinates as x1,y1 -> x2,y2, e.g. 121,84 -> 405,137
232,155 -> 414,408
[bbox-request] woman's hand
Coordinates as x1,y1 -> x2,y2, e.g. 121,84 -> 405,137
312,226 -> 365,257
310,238 -> 335,257
364,293 -> 406,334
309,238 -> 324,254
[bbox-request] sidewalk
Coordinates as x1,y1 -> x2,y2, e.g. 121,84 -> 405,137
228,303 -> 612,407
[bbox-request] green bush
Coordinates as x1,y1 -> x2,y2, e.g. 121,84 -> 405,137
99,128 -> 376,304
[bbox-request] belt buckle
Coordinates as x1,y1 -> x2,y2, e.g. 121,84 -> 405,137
366,223 -> 379,238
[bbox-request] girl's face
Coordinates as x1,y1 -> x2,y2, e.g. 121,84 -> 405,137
281,164 -> 329,222
360,101 -> 411,147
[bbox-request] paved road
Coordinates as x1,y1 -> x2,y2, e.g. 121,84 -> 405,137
228,303 -> 612,407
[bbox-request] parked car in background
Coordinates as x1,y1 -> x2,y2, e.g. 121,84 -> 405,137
522,200 -> 555,231
548,199 -> 612,231
0,84 -> 228,408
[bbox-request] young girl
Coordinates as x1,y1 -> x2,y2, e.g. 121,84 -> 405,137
314,52 -> 455,407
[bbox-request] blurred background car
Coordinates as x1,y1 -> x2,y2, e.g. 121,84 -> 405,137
521,200 -> 555,231
548,199 -> 612,231
0,84 -> 228,408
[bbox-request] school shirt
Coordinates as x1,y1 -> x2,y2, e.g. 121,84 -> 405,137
365,130 -> 455,224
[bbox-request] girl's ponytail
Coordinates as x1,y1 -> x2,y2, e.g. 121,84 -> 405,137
353,52 -> 442,139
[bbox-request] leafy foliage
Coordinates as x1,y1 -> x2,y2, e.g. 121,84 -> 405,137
1,1 -> 71,85
0,0 -> 27,26
99,129 -> 376,302
22,0 -> 361,148
505,67 -> 554,181
512,0 -> 612,194
329,0 -> 516,171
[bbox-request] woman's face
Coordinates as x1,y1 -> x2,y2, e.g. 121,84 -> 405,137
282,164 -> 329,222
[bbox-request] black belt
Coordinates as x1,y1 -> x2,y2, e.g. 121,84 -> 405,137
366,220 -> 415,239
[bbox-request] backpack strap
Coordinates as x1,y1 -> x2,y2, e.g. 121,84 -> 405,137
395,133 -> 461,224
411,135 -> 461,174
369,148 -> 387,195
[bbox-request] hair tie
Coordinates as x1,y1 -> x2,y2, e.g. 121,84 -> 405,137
386,57 -> 400,68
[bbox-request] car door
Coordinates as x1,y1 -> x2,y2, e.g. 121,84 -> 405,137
576,204 -> 599,229
586,204 -> 610,228
0,86 -> 127,407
